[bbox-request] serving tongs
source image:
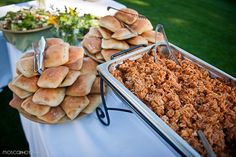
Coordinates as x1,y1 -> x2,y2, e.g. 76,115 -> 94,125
32,36 -> 46,75
151,24 -> 180,65
106,7 -> 179,65
152,25 -> 216,156
107,6 -> 138,36
107,6 -> 146,19
197,130 -> 216,157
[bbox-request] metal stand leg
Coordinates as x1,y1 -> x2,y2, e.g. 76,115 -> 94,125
96,78 -> 132,126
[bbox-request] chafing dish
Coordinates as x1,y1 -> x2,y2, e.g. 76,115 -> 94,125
97,42 -> 236,157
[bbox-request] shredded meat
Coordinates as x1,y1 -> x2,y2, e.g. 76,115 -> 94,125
111,49 -> 236,157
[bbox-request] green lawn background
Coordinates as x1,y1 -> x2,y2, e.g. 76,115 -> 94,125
119,0 -> 236,77
0,0 -> 235,153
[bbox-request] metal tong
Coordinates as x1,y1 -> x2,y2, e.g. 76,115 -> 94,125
152,24 -> 180,64
153,25 -> 216,156
107,6 -> 146,19
106,6 -> 138,36
106,7 -> 179,65
197,130 -> 217,157
32,36 -> 46,75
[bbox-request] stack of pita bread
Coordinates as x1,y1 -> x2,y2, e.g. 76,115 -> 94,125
81,7 -> 164,62
8,38 -> 104,124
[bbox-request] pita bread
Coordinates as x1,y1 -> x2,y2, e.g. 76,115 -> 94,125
37,66 -> 69,88
13,74 -> 39,93
98,27 -> 112,39
126,36 -> 148,45
8,82 -> 32,99
130,18 -> 153,34
82,37 -> 101,54
98,15 -> 122,32
84,27 -> 102,38
65,58 -> 83,71
66,74 -> 96,96
46,38 -> 64,47
9,95 -> 24,110
114,8 -> 138,25
80,57 -> 98,75
21,52 -> 34,59
44,42 -> 70,67
111,28 -> 137,40
102,39 -> 129,50
101,49 -> 120,61
141,30 -> 164,43
82,94 -> 102,114
32,88 -> 66,107
37,106 -> 65,124
90,77 -> 103,94
16,56 -> 38,78
21,96 -> 50,116
90,76 -> 108,94
61,96 -> 89,120
59,70 -> 81,87
65,46 -> 84,65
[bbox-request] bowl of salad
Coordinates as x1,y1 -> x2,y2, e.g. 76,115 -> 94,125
0,8 -> 53,51
0,8 -> 52,33
0,7 -> 99,50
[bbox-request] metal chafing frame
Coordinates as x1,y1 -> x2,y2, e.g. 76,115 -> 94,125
96,42 -> 236,157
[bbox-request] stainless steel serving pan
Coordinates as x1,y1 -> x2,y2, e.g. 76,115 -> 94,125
97,42 -> 236,157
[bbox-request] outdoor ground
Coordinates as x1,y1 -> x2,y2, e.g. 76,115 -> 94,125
0,0 -> 236,155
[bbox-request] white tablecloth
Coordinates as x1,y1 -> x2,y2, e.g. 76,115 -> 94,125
21,90 -> 179,157
1,1 -> 180,157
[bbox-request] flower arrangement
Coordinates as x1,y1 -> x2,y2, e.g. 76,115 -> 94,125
48,7 -> 98,45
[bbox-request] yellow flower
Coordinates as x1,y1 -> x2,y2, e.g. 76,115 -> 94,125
47,15 -> 59,27
69,7 -> 76,16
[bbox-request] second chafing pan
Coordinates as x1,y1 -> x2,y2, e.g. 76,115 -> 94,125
97,42 -> 236,157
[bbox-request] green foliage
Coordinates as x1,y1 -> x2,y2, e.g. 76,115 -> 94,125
49,7 -> 98,45
77,14 -> 98,39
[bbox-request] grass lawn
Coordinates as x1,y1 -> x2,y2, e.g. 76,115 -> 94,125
118,0 -> 236,77
0,0 -> 236,155
0,0 -> 27,6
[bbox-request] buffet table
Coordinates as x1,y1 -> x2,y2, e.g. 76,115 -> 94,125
1,1 -> 180,157
20,90 -> 179,157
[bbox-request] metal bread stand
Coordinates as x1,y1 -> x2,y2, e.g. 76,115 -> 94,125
96,44 -> 147,126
